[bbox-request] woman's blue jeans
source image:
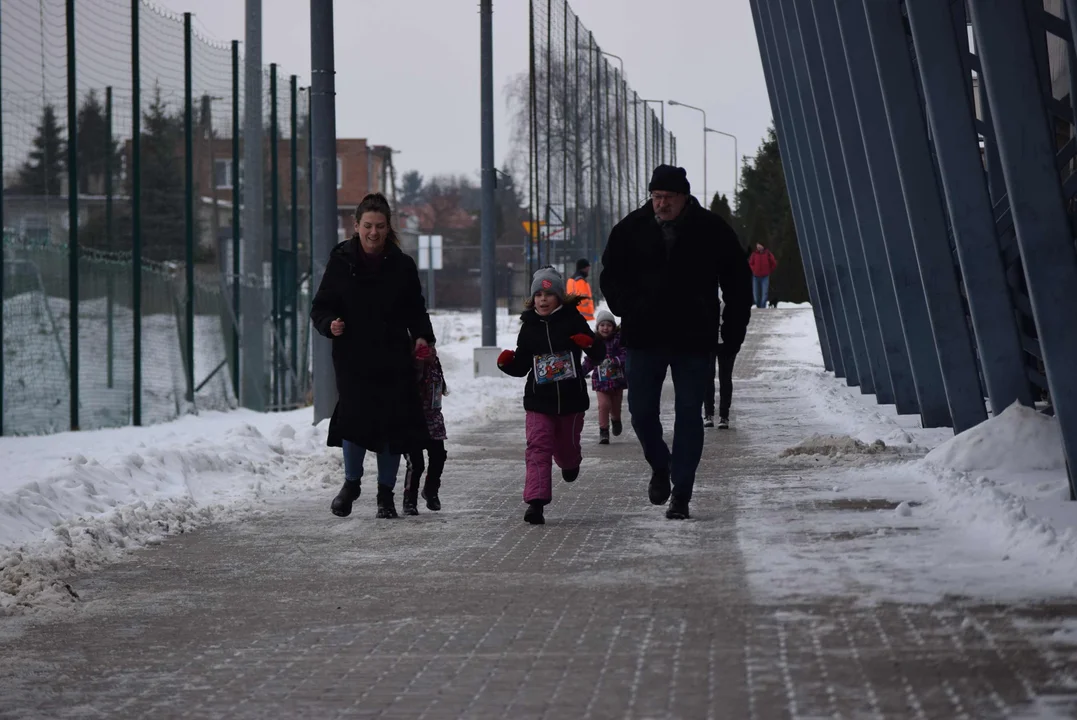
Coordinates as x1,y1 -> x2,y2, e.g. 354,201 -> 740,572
342,440 -> 401,489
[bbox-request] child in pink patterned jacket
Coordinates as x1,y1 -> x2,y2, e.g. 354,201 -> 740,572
582,309 -> 628,445
402,345 -> 448,515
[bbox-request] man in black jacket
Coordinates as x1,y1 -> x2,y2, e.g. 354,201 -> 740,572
600,165 -> 752,519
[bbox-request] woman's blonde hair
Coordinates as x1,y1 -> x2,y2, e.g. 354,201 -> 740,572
355,192 -> 400,246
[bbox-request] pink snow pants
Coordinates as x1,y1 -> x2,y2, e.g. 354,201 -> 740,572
524,411 -> 584,504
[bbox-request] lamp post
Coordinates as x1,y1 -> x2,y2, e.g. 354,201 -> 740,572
667,99 -> 706,202
705,127 -> 738,200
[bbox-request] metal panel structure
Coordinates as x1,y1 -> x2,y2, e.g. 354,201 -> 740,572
750,0 -> 1077,498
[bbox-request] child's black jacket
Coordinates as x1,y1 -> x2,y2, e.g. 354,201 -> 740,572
499,304 -> 605,415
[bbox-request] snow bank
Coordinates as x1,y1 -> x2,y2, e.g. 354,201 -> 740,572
925,402 -> 1065,473
742,308 -> 1077,604
0,310 -> 525,615
0,410 -> 327,614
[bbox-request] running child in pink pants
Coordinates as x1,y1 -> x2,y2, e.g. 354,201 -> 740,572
497,266 -> 605,524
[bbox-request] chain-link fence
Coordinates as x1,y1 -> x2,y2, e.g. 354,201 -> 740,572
528,0 -> 677,281
2,0 -> 311,435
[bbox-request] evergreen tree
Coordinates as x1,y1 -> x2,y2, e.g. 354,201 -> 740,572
14,104 -> 66,195
709,192 -> 738,234
399,169 -> 423,205
138,85 -> 185,260
735,125 -> 807,303
76,90 -> 121,196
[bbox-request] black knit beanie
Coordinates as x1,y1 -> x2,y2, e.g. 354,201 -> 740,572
648,164 -> 691,195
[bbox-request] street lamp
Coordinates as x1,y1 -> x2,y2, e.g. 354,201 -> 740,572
667,99 -> 706,203
705,127 -> 739,200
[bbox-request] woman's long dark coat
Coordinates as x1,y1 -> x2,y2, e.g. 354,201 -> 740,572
310,238 -> 436,454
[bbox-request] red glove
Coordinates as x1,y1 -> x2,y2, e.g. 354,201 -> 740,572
415,344 -> 432,360
497,349 -> 515,366
570,333 -> 593,349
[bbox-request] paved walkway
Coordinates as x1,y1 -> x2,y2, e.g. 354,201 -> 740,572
2,311 -> 1076,719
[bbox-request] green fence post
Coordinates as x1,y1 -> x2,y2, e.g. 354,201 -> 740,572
106,86 -> 114,389
270,64 -> 280,409
66,0 -> 79,431
231,40 -> 240,398
290,74 -> 298,406
184,13 -> 195,405
131,0 -> 142,426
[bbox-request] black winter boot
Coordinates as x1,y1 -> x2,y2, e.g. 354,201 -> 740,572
376,485 -> 399,519
599,428 -> 610,445
611,419 -> 623,436
524,501 -> 545,525
562,466 -> 580,482
421,486 -> 441,512
648,466 -> 671,506
402,488 -> 419,516
331,480 -> 361,517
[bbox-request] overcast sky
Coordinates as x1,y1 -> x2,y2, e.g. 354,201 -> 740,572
172,0 -> 773,201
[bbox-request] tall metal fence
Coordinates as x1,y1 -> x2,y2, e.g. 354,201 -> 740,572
749,0 -> 1077,500
1,0 -> 312,436
528,0 -> 677,280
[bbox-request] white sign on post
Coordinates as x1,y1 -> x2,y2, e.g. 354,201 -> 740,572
417,235 -> 443,270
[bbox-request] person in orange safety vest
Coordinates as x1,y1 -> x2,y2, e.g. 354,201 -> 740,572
566,258 -> 595,321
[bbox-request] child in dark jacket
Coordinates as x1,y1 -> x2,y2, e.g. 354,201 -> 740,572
402,345 -> 448,515
582,309 -> 628,445
497,266 -> 606,524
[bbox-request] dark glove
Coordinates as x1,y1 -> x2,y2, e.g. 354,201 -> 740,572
497,349 -> 515,367
717,343 -> 740,359
569,333 -> 593,349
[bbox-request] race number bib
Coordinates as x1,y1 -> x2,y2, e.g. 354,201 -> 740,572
597,361 -> 624,383
533,351 -> 577,385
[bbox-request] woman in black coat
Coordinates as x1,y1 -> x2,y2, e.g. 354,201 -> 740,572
310,193 -> 435,519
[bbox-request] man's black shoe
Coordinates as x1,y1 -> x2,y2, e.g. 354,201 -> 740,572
666,497 -> 691,520
648,466 -> 671,505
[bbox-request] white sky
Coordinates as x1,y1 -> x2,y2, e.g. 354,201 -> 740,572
174,0 -> 773,201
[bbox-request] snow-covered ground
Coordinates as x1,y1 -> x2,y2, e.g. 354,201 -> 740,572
739,305 -> 1077,605
0,309 -> 523,615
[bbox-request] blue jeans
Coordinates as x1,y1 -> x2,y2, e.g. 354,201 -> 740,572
342,439 -> 401,489
753,275 -> 770,308
625,349 -> 711,503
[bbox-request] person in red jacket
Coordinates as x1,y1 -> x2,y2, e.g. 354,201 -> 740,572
748,243 -> 778,309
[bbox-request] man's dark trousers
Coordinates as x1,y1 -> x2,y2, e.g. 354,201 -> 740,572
705,347 -> 737,419
625,348 -> 711,503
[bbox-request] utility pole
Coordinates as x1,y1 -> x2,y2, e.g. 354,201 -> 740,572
311,0 -> 338,421
241,0 -> 265,410
480,0 -> 496,347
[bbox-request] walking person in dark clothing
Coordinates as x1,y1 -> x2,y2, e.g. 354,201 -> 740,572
704,290 -> 739,430
310,193 -> 435,520
600,165 -> 753,519
704,343 -> 737,430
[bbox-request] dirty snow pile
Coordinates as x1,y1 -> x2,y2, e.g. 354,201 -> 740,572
0,310 -> 526,614
780,434 -> 890,458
